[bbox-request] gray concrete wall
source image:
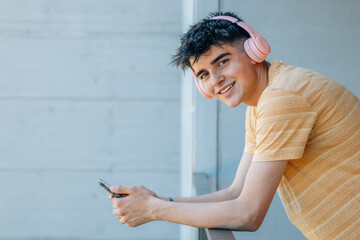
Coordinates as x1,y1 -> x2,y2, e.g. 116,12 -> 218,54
216,0 -> 360,239
0,0 -> 181,239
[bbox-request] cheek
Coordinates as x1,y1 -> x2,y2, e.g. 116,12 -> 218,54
226,61 -> 251,78
236,65 -> 257,86
202,81 -> 213,95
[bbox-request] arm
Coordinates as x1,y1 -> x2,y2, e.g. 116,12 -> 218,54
159,152 -> 253,203
111,159 -> 288,231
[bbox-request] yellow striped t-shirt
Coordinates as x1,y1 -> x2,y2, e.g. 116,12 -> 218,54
245,60 -> 360,240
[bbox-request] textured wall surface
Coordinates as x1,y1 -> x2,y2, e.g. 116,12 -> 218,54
0,1 -> 181,239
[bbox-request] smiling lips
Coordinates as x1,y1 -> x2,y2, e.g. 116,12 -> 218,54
219,82 -> 236,95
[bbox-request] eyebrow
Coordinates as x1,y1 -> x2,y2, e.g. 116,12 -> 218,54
196,52 -> 232,78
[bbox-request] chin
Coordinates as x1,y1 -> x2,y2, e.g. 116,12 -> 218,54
228,103 -> 241,108
225,99 -> 242,108
217,95 -> 242,108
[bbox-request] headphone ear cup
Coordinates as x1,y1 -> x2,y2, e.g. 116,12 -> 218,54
244,38 -> 268,63
244,38 -> 257,64
254,35 -> 271,56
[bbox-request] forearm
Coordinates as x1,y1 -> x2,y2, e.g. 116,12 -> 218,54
158,153 -> 252,204
151,197 -> 257,231
159,187 -> 237,203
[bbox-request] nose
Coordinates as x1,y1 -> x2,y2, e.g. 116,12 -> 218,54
211,73 -> 225,87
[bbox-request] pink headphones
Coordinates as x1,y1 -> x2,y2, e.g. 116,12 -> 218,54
192,15 -> 271,99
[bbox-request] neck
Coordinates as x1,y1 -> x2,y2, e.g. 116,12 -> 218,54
246,61 -> 270,107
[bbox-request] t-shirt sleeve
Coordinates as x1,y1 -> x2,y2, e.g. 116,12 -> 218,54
253,89 -> 317,162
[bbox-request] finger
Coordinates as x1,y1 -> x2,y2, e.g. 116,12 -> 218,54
112,198 -> 125,209
112,199 -> 119,209
119,217 -> 126,224
107,193 -> 114,199
110,185 -> 130,194
112,208 -> 121,216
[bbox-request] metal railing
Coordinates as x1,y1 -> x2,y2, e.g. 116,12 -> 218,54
193,173 -> 236,240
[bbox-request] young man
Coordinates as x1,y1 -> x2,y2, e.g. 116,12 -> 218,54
109,12 -> 360,239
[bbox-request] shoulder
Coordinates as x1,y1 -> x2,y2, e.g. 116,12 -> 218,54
256,88 -> 316,123
269,60 -> 316,83
268,60 -> 335,95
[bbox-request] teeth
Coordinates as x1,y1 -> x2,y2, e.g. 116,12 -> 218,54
220,83 -> 234,94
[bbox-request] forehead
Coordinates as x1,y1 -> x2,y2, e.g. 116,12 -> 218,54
190,43 -> 238,69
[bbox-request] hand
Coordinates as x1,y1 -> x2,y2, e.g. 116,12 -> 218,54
109,185 -> 159,227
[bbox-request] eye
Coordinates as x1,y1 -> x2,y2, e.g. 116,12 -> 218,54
199,72 -> 209,81
218,59 -> 228,67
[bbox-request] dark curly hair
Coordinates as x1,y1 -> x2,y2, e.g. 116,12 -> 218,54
171,11 -> 250,70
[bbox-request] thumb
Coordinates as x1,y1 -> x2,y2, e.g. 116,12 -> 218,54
110,185 -> 129,194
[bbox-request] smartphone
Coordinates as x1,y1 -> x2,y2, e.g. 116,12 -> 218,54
98,179 -> 127,198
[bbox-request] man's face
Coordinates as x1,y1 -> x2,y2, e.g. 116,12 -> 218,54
191,43 -> 259,107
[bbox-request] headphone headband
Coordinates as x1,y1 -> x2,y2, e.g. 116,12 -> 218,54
211,15 -> 238,23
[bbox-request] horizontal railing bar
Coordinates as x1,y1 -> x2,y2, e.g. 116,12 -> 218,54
193,172 -> 236,240
206,229 -> 236,240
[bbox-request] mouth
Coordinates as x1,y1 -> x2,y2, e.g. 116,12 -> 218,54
218,82 -> 236,95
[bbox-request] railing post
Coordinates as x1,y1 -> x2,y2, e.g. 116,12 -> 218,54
193,173 -> 236,240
